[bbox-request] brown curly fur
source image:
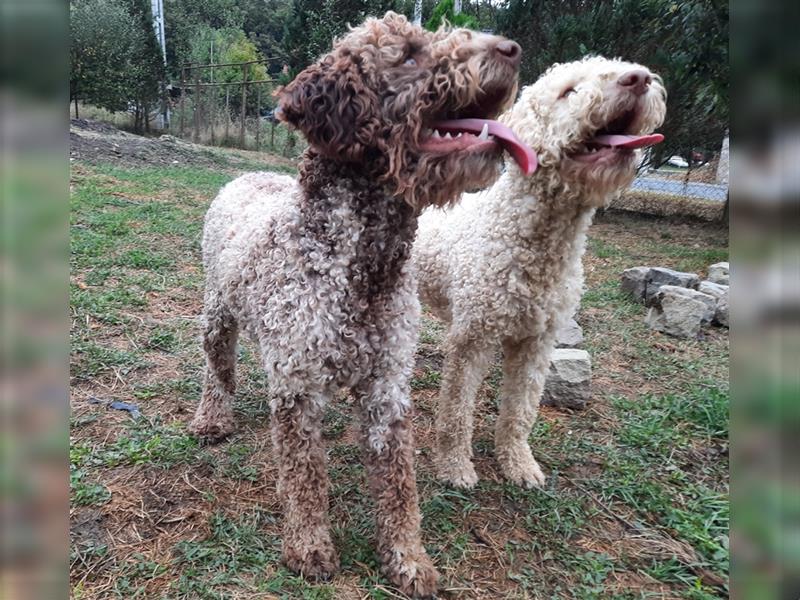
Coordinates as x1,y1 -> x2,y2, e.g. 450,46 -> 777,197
188,12 -> 521,598
278,13 -> 519,209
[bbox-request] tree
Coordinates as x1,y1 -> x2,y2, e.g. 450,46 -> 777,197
425,0 -> 477,31
70,0 -> 164,131
494,0 -> 728,169
70,0 -> 140,114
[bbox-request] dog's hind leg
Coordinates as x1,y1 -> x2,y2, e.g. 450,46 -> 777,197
494,337 -> 548,488
272,392 -> 339,580
434,331 -> 493,488
189,296 -> 238,442
355,376 -> 439,599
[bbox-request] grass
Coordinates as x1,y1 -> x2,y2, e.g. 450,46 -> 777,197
70,147 -> 729,599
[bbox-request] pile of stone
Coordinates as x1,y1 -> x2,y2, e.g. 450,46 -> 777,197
620,262 -> 729,338
542,317 -> 591,410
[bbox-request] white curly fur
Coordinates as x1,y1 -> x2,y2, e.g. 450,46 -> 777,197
413,56 -> 667,488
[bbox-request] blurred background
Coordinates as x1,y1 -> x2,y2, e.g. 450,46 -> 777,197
1,0 -> 797,597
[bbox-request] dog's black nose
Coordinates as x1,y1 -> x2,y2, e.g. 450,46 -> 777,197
618,69 -> 652,96
495,40 -> 522,67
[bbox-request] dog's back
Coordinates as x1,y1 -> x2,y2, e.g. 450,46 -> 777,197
201,172 -> 300,305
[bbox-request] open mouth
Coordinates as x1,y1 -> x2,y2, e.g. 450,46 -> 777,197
570,107 -> 664,164
418,88 -> 538,175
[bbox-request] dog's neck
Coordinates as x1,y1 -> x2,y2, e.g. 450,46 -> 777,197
488,166 -> 598,281
298,151 -> 417,297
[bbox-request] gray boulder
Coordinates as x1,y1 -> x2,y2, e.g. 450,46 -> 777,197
620,267 -> 651,302
697,281 -> 730,327
715,295 -> 729,328
645,267 -> 700,305
555,318 -> 584,348
698,280 -> 728,299
542,348 -> 591,409
708,262 -> 730,285
645,285 -> 716,338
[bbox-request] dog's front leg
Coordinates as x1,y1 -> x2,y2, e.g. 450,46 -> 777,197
434,331 -> 493,488
354,378 -> 439,599
494,337 -> 548,488
271,393 -> 339,580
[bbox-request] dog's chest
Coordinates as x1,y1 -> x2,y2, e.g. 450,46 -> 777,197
238,196 -> 417,392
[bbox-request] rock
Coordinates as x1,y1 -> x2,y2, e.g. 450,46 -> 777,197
620,267 -> 651,302
698,280 -> 728,299
715,294 -> 729,328
555,318 -> 584,348
644,267 -> 700,305
542,349 -> 591,409
645,285 -> 716,338
707,262 -> 729,285
697,281 -> 729,327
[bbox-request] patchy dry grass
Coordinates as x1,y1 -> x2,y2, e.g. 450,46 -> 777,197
70,149 -> 729,599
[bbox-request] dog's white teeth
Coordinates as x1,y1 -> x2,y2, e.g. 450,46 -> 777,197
432,130 -> 441,138
456,132 -> 463,138
444,132 -> 452,140
478,123 -> 489,140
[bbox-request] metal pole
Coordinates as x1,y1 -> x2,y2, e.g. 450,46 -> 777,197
179,68 -> 185,137
240,63 -> 249,149
209,89 -> 215,145
194,67 -> 200,142
255,85 -> 261,150
225,88 -> 230,141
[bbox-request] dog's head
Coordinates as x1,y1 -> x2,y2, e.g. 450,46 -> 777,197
502,56 -> 667,204
276,12 -> 534,208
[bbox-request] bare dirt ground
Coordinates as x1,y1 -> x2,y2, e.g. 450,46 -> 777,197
70,122 -> 729,599
70,118 -> 297,172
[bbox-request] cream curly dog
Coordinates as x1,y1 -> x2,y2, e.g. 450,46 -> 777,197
414,56 -> 667,489
187,12 -> 531,596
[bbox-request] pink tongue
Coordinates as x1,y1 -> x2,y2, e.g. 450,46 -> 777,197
432,118 -> 538,175
593,133 -> 664,149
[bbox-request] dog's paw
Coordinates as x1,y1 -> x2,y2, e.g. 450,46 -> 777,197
187,414 -> 235,444
499,453 -> 546,488
282,538 -> 340,582
435,455 -> 478,489
383,547 -> 439,599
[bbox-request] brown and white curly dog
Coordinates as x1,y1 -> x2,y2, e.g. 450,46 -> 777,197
414,56 -> 666,489
187,12 -> 530,597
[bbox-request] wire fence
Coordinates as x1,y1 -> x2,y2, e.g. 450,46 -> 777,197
170,58 -> 306,159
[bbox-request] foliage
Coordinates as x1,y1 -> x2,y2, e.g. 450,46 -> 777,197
495,0 -> 728,167
70,0 -> 164,130
71,0 -> 727,160
425,0 -> 478,31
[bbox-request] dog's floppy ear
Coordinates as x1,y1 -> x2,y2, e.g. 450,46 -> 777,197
276,59 -> 380,162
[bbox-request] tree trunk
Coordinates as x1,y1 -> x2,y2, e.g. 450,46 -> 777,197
74,97 -> 79,119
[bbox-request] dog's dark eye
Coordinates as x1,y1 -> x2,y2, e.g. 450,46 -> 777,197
404,57 -> 417,67
561,87 -> 576,98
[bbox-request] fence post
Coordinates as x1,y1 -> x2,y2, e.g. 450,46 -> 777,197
179,68 -> 185,137
255,85 -> 262,151
270,121 -> 275,149
209,87 -> 215,145
225,88 -> 230,142
240,63 -> 249,149
193,67 -> 200,143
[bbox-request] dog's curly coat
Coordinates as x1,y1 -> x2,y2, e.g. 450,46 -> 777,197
188,12 -> 521,596
414,56 -> 667,488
